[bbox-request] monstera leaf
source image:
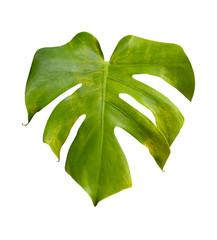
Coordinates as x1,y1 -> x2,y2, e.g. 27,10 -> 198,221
25,32 -> 195,206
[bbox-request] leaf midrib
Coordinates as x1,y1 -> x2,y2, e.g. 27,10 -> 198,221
95,61 -> 109,201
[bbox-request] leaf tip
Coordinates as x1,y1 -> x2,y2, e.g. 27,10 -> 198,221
90,194 -> 101,207
92,200 -> 99,207
157,160 -> 167,172
22,122 -> 29,126
22,111 -> 33,126
43,137 -> 61,160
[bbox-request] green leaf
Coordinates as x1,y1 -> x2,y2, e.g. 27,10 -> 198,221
25,32 -> 195,206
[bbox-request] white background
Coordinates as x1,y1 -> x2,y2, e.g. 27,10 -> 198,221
1,0 -> 217,239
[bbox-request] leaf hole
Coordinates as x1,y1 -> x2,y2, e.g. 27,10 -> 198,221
114,127 -> 156,176
133,74 -> 190,115
119,93 -> 156,126
45,83 -> 82,113
28,84 -> 83,135
35,84 -> 82,124
60,114 -> 86,161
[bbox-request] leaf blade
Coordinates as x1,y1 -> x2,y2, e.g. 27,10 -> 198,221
25,32 -> 195,205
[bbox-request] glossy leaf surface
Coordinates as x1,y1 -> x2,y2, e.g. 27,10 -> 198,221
25,32 -> 195,205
